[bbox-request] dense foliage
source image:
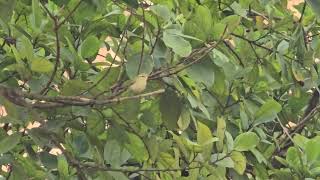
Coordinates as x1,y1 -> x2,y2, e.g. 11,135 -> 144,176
1,0 -> 320,179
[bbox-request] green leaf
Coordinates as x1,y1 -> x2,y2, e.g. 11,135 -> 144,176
211,49 -> 239,80
306,0 -> 320,18
57,155 -> 69,178
0,133 -> 21,154
31,0 -> 42,30
30,58 -> 54,73
39,152 -> 57,170
61,80 -> 88,96
221,15 -> 241,34
159,90 -> 182,130
68,131 -> 90,156
225,131 -> 234,153
150,5 -> 171,20
250,148 -> 267,164
186,58 -> 215,87
305,139 -> 320,164
125,53 -> 154,79
211,153 -> 234,168
254,99 -> 282,126
159,152 -> 177,168
104,140 -> 131,167
212,23 -> 227,40
124,133 -> 148,162
177,107 -> 191,131
234,132 -> 259,151
230,151 -> 246,175
293,134 -> 309,150
86,111 -> 105,137
16,36 -> 34,61
286,147 -> 301,170
184,5 -> 214,43
0,0 -> 15,22
206,166 -> 227,180
80,36 -> 101,58
163,29 -> 192,57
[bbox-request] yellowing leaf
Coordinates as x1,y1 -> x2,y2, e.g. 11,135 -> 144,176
197,121 -> 213,160
255,16 -> 265,30
231,151 -> 246,175
216,116 -> 226,152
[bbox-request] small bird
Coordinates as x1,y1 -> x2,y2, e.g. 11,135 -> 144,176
129,73 -> 148,94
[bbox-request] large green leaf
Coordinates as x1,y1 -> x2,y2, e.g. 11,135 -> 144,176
150,5 -> 171,20
159,90 -> 182,130
104,140 -> 131,167
305,139 -> 320,164
125,53 -> 154,79
234,132 -> 259,151
0,0 -> 15,22
211,153 -> 234,168
306,0 -> 320,18
286,147 -> 302,171
186,58 -> 215,87
0,133 -> 21,154
57,155 -> 69,178
253,99 -> 282,126
124,133 -> 148,162
61,80 -> 89,95
184,5 -> 214,44
80,35 -> 101,58
163,29 -> 192,57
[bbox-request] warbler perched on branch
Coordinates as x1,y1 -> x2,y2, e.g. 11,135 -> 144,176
129,73 -> 148,94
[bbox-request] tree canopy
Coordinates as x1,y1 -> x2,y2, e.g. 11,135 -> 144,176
1,0 -> 320,179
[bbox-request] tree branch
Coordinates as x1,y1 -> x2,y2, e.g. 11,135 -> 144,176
0,85 -> 164,108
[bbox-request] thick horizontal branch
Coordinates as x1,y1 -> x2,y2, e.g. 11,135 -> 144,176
0,85 -> 164,109
79,163 -> 201,173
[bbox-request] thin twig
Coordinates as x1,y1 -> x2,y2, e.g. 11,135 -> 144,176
57,0 -> 83,28
299,2 -> 307,23
149,17 -> 161,55
223,41 -> 244,67
137,6 -> 146,75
